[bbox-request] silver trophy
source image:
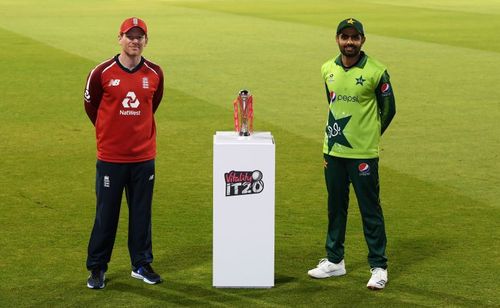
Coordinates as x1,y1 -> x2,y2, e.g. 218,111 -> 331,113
233,89 -> 254,136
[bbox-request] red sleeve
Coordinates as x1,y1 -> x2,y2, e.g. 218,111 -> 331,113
152,66 -> 164,113
84,66 -> 104,125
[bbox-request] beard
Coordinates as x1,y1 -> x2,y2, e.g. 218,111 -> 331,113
340,44 -> 361,58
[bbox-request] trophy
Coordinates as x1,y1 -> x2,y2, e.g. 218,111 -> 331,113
233,89 -> 254,136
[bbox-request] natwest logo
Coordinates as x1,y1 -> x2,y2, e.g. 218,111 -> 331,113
225,170 -> 264,197
120,91 -> 141,116
122,91 -> 140,108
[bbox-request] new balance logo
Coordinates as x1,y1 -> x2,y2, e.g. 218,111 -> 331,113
109,79 -> 121,86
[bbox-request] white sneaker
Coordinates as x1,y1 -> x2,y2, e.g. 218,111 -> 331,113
308,258 -> 346,278
366,267 -> 388,290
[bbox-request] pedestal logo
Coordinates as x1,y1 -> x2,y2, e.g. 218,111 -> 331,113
224,170 -> 264,197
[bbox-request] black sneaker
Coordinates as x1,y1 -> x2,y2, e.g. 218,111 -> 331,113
87,268 -> 105,289
131,264 -> 162,284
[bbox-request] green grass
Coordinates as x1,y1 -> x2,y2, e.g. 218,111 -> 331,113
0,0 -> 499,306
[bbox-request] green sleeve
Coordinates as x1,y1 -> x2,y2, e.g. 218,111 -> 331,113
376,70 -> 396,135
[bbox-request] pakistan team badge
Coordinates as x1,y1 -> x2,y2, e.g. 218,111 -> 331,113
326,109 -> 352,151
355,75 -> 366,85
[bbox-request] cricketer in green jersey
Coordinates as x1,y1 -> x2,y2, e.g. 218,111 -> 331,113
307,18 -> 396,290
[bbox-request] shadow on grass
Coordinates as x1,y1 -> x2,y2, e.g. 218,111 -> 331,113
389,237 -> 453,281
81,274 -> 495,308
75,272 -> 298,307
274,274 -> 296,285
392,282 -> 496,307
105,280 -> 294,307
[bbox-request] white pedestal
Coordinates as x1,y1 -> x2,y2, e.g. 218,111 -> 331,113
213,131 -> 275,288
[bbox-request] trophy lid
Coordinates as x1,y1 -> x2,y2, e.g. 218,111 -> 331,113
239,89 -> 250,97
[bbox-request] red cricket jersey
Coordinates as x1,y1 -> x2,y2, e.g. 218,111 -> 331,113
84,55 -> 164,163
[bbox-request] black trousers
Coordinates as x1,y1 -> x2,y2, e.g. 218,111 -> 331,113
86,159 -> 155,271
324,154 -> 388,269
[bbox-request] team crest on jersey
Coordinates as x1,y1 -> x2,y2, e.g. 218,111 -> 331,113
327,73 -> 334,82
355,75 -> 366,86
142,77 -> 149,89
358,163 -> 370,176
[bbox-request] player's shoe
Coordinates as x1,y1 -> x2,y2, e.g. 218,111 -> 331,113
131,264 -> 162,284
308,258 -> 346,278
87,268 -> 105,289
366,267 -> 388,290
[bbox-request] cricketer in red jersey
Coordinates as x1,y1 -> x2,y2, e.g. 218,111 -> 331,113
84,17 -> 164,289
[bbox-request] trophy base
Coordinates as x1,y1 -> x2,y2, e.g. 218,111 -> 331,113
239,131 -> 251,137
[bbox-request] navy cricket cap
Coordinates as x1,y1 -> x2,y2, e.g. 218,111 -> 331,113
336,18 -> 364,36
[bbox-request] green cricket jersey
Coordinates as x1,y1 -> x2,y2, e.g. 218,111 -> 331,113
322,52 -> 395,158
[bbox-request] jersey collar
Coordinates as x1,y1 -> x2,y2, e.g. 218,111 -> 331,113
335,51 -> 367,70
114,54 -> 145,73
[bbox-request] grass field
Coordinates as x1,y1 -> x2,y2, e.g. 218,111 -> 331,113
1,0 -> 499,306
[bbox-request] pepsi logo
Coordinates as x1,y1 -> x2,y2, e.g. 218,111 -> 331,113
380,83 -> 391,93
358,163 -> 370,173
330,91 -> 337,104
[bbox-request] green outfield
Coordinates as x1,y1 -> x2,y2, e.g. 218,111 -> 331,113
1,0 -> 499,306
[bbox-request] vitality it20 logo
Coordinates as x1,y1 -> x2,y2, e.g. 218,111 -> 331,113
224,170 -> 264,197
